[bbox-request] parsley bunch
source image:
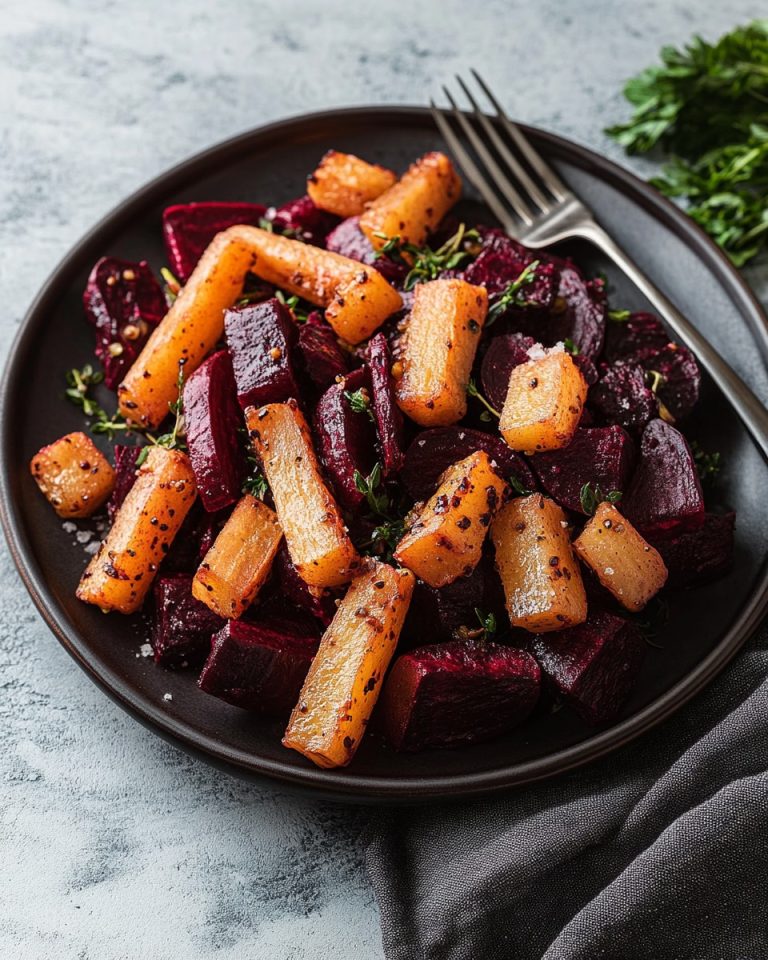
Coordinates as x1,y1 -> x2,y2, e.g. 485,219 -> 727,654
606,20 -> 768,266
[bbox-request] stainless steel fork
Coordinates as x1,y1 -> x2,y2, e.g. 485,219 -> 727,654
432,71 -> 768,461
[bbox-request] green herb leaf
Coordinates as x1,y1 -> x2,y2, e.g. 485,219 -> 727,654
344,387 -> 375,422
486,260 -> 541,326
606,20 -> 768,265
374,224 -> 481,290
467,378 -> 501,419
690,440 -> 723,485
563,337 -> 580,356
160,266 -> 182,306
608,308 -> 632,323
579,482 -> 623,516
509,474 -> 534,497
275,289 -> 309,323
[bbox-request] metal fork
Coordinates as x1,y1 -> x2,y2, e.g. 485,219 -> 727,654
432,71 -> 768,461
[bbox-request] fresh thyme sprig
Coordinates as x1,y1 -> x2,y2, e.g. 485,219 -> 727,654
65,365 -> 105,417
467,378 -> 501,422
608,308 -> 632,323
563,337 -> 580,356
344,387 -> 375,423
374,223 -> 481,290
509,474 -> 534,497
134,365 -> 187,465
691,440 -> 723,485
161,267 -> 182,306
353,462 -> 405,559
275,289 -> 309,323
579,482 -> 623,516
486,260 -> 541,326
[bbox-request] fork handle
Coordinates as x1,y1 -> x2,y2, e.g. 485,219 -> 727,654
579,222 -> 768,462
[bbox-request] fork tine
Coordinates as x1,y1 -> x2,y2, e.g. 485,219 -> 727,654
442,86 -> 535,227
471,68 -> 569,202
455,74 -> 551,214
429,100 -> 520,231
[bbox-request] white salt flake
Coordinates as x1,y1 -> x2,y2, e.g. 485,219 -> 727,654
604,567 -> 615,576
140,643 -> 153,658
560,520 -> 569,528
84,541 -> 101,555
75,530 -> 93,544
525,342 -> 547,361
458,432 -> 466,440
163,693 -> 173,702
62,521 -> 77,534
417,439 -> 426,447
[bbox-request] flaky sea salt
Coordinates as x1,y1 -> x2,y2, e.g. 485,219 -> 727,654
62,521 -> 77,534
163,693 -> 173,702
140,643 -> 153,658
75,530 -> 92,544
84,541 -> 100,556
604,567 -> 615,575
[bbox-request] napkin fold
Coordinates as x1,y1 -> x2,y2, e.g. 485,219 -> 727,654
365,623 -> 768,959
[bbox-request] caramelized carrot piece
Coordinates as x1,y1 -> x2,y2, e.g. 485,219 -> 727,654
283,560 -> 414,768
76,447 -> 197,614
307,150 -> 397,218
192,495 -> 283,618
30,432 -> 114,518
246,400 -> 360,588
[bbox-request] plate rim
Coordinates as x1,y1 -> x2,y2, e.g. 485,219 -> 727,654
3,104 -> 768,802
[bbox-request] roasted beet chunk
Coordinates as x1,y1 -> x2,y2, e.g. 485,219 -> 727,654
314,367 -> 377,510
646,344 -> 701,422
225,298 -> 300,409
107,444 -> 141,521
162,503 -> 223,573
266,195 -> 338,247
325,216 -> 406,284
183,350 -> 246,512
152,574 -> 224,668
648,511 -> 735,588
605,312 -> 669,365
198,619 -> 319,715
590,362 -> 658,432
465,228 -> 558,312
402,426 -> 535,500
367,332 -> 405,475
531,610 -> 644,725
380,641 -> 540,751
274,543 -> 338,626
296,312 -> 348,390
622,418 -> 705,537
531,426 -> 635,514
403,563 -> 486,646
481,333 -> 537,411
83,257 -> 166,389
548,264 -> 607,360
162,202 -> 267,282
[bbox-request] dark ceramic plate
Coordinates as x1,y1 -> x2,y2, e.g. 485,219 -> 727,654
3,107 -> 768,802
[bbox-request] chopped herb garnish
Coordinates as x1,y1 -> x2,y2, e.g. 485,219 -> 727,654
258,217 -> 274,232
563,337 -> 580,356
467,378 -> 501,421
486,260 -> 541,326
148,365 -> 186,452
160,267 -> 182,306
275,289 -> 309,323
691,440 -> 723,485
243,471 -> 269,499
344,387 -> 375,423
353,462 -> 405,560
579,482 -> 623,516
509,474 -> 534,497
374,223 -> 481,290
353,462 -> 389,515
65,364 -> 105,417
475,608 -> 497,638
608,308 -> 631,323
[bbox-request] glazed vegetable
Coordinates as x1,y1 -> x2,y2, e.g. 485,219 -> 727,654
307,150 -> 397,218
199,619 -> 319,715
246,400 -> 360,588
394,450 -> 506,588
499,350 -> 588,453
192,495 -> 283,619
492,493 -> 587,632
573,502 -> 668,612
152,574 -> 224,667
530,610 -> 645,724
76,447 -> 197,614
395,279 -> 488,427
118,225 -> 402,426
30,432 -> 115,518
360,151 -> 462,251
380,641 -> 540,751
283,560 -> 414,768
224,298 -> 300,409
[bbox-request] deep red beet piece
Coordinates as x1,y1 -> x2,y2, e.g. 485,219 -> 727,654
380,641 -> 541,751
481,333 -> 537,411
531,426 -> 636,514
605,312 -> 669,364
465,228 -> 559,312
183,350 -> 246,512
273,543 -> 338,626
325,216 -> 406,284
648,511 -> 735,588
367,332 -> 405,475
590,362 -> 658,432
224,298 -> 300,409
403,563 -> 486,646
266,195 -> 338,247
622,418 -> 705,537
314,367 -> 377,510
198,619 -> 319,715
162,504 -> 224,574
573,354 -> 599,387
107,444 -> 142,521
531,610 -> 645,725
152,574 -> 224,668
401,427 -> 535,500
646,344 -> 701,422
548,264 -> 607,360
296,311 -> 348,391
83,257 -> 166,389
162,202 -> 267,282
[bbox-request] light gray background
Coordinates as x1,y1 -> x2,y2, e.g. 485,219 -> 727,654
1,1 -> 766,957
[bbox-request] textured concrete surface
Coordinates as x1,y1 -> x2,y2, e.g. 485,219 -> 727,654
1,1 -> 765,957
